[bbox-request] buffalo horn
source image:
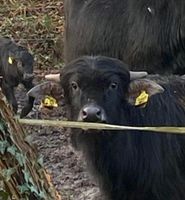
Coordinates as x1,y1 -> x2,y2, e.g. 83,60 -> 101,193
129,71 -> 148,80
45,73 -> 60,82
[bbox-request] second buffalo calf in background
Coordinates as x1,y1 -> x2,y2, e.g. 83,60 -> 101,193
0,37 -> 35,117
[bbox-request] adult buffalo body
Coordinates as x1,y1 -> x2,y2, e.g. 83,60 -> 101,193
29,56 -> 185,200
64,0 -> 185,74
0,37 -> 35,117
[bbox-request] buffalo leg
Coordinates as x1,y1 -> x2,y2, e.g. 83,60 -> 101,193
20,80 -> 35,118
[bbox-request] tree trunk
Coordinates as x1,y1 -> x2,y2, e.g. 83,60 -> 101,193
0,90 -> 62,200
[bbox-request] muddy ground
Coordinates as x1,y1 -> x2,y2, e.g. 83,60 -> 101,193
15,72 -> 104,200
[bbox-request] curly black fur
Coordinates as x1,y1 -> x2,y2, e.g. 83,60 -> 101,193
64,0 -> 185,75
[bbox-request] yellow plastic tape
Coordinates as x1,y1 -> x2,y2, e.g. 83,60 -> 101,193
41,95 -> 58,108
135,91 -> 149,106
8,57 -> 13,64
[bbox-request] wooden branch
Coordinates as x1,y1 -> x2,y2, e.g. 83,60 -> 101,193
0,90 -> 62,200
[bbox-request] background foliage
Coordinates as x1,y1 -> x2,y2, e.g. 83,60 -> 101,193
0,0 -> 65,69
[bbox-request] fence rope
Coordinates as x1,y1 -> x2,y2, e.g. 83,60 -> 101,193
18,118 -> 185,135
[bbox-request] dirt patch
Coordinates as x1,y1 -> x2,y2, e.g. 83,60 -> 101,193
15,74 -> 104,200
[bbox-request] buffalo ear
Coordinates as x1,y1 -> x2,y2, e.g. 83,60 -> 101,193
126,79 -> 164,107
27,81 -> 63,102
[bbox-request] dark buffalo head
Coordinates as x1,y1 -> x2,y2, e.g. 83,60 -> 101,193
27,56 -> 164,124
61,56 -> 131,123
9,45 -> 34,81
60,56 -> 164,124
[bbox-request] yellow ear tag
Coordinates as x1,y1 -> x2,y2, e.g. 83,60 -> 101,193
135,91 -> 149,107
41,95 -> 58,108
8,57 -> 13,64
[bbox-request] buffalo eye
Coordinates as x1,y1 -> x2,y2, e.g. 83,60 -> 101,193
109,82 -> 118,90
71,81 -> 79,91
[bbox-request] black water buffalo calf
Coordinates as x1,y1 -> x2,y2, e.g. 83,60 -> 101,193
0,37 -> 34,117
29,56 -> 185,200
64,0 -> 185,75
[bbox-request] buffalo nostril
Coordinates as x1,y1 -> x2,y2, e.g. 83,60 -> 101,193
96,110 -> 101,118
82,110 -> 88,119
81,105 -> 104,122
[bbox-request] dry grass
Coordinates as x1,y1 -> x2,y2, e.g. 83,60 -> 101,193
0,0 -> 65,69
